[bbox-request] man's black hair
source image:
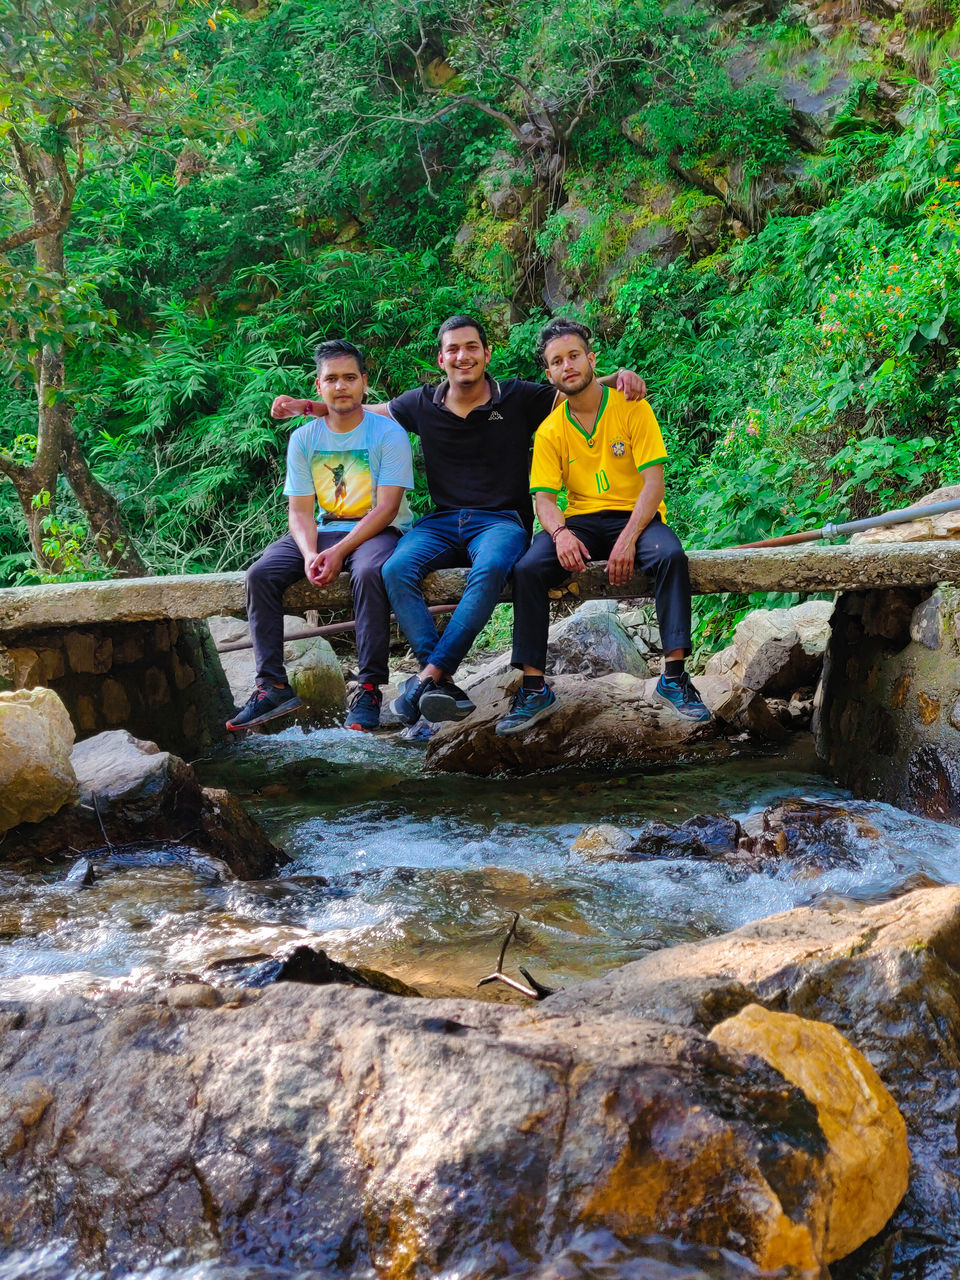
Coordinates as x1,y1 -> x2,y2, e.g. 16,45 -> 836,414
436,314 -> 488,351
315,339 -> 366,375
536,318 -> 593,368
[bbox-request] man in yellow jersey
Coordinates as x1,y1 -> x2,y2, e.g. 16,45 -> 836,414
495,318 -> 710,735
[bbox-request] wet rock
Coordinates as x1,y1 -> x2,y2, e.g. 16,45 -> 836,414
62,857 -> 96,888
743,798 -> 879,871
0,729 -> 286,880
709,1004 -> 908,1261
426,671 -> 717,775
0,973 -> 903,1274
545,885 -> 960,1274
570,823 -> 639,859
573,815 -> 744,864
0,687 -> 77,832
705,601 -> 834,696
209,614 -> 346,726
242,944 -> 420,996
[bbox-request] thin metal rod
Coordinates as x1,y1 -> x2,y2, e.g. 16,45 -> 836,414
216,603 -> 456,653
736,497 -> 960,549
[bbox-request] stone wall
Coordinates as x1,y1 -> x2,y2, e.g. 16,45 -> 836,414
0,619 -> 233,756
815,586 -> 960,819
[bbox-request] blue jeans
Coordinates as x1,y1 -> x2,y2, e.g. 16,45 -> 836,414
382,509 -> 529,677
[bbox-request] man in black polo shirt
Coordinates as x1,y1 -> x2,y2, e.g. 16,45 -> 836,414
271,314 -> 644,725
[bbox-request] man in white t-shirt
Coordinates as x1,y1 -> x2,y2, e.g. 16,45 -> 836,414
227,340 -> 414,732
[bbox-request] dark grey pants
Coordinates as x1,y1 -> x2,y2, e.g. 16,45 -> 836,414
245,528 -> 401,687
510,512 -> 692,671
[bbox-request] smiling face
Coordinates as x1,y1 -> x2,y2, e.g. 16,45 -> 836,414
437,325 -> 491,391
315,354 -> 368,415
542,333 -> 597,396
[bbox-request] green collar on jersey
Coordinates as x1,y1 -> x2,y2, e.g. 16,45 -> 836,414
564,384 -> 609,442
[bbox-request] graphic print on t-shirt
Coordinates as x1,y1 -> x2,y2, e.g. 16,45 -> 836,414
310,449 -> 372,520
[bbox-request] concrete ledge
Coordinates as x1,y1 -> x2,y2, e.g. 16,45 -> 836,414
2,542 -> 960,634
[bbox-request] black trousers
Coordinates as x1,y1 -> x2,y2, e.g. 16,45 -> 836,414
510,511 -> 692,671
245,528 -> 401,687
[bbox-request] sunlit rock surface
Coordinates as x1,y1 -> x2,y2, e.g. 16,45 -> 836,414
704,601 -> 833,696
544,884 -> 960,1274
709,1004 -> 909,1262
0,687 -> 77,832
426,671 -> 718,774
0,983 -> 893,1277
6,888 -> 956,1277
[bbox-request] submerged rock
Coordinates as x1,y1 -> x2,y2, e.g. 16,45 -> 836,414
742,797 -> 879,871
0,687 -> 77,832
240,944 -> 420,996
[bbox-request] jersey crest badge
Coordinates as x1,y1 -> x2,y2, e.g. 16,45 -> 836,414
611,440 -> 626,457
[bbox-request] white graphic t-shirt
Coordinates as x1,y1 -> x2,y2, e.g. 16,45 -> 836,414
283,410 -> 414,533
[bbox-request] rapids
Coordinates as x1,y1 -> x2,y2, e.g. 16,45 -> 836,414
2,729 -> 960,1005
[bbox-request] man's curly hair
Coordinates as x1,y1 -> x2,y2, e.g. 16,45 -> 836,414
535,318 -> 593,368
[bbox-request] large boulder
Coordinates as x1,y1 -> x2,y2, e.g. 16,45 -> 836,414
209,614 -> 346,726
0,729 -> 286,879
0,687 -> 77,832
0,954 -> 908,1275
545,885 -> 960,1269
546,600 -> 649,678
705,600 -> 834,695
426,670 -> 717,774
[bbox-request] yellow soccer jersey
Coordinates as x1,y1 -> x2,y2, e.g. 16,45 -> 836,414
529,387 -> 668,519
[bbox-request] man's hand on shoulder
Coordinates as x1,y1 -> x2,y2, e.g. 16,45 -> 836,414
272,395 -> 325,420
616,370 -> 646,401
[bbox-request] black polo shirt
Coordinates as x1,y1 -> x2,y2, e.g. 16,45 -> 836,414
388,376 -> 557,528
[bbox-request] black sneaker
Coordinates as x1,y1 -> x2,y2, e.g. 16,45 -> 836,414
345,683 -> 382,731
390,674 -> 434,726
654,672 -> 711,723
419,678 -> 476,724
226,682 -> 302,731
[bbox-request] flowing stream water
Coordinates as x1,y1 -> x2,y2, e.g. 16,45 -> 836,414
3,728 -> 960,1279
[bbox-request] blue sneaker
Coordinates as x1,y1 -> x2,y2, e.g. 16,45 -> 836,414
390,675 -> 434,726
654,673 -> 711,722
344,683 -> 382,731
495,684 -> 560,736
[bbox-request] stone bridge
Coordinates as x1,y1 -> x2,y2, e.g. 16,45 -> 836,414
2,541 -> 959,758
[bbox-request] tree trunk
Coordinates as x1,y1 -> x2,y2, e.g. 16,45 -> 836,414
60,424 -> 146,576
19,228 -> 145,577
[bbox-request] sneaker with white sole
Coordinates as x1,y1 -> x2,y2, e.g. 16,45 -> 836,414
495,684 -> 559,736
654,673 -> 711,722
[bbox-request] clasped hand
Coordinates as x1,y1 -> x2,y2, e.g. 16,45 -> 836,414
305,546 -> 344,586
